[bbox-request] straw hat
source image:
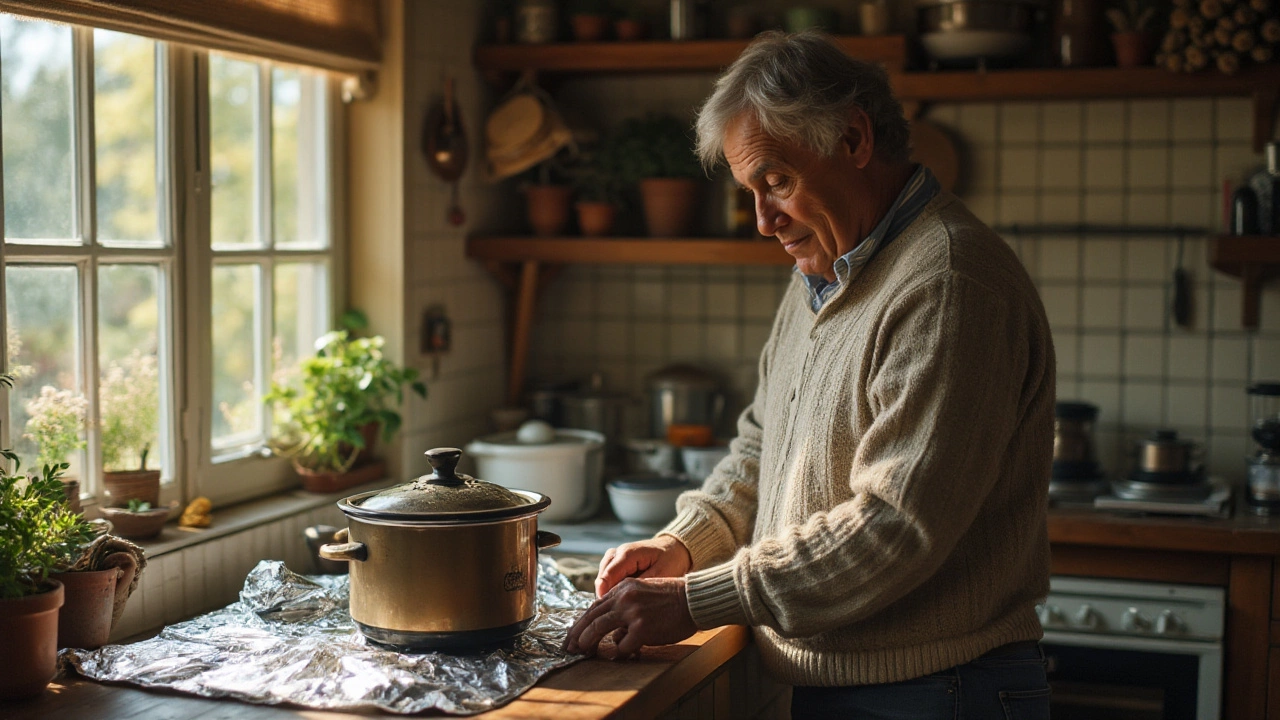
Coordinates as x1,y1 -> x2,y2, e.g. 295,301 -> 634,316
485,90 -> 574,181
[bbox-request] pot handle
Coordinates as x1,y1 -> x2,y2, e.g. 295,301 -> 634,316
319,541 -> 368,562
536,530 -> 561,550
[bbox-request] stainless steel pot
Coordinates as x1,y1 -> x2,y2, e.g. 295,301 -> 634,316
917,0 -> 1042,66
1135,430 -> 1198,475
646,364 -> 725,440
320,447 -> 560,651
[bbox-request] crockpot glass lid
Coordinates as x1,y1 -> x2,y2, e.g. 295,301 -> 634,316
357,447 -> 534,515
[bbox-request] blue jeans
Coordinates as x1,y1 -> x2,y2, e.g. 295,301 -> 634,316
790,644 -> 1051,720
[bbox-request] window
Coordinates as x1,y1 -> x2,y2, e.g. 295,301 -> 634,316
0,16 -> 338,507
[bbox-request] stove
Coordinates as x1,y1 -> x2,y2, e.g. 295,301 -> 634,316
1093,480 -> 1233,518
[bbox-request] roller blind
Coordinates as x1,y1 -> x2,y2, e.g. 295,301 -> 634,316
0,0 -> 380,73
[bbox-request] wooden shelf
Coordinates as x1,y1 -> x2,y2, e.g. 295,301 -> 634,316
467,236 -> 792,266
475,35 -> 908,74
1209,234 -> 1280,329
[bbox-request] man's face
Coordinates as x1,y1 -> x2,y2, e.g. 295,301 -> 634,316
723,112 -> 875,281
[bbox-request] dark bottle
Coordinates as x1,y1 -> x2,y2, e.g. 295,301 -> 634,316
1232,185 -> 1260,236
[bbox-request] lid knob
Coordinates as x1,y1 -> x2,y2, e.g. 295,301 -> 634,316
425,447 -> 464,486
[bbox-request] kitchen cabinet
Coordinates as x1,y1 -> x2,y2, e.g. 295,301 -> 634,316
1210,235 -> 1280,329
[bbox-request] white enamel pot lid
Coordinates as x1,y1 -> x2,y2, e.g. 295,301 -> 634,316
466,427 -> 605,457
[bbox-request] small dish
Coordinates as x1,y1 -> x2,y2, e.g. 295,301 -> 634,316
606,475 -> 696,536
99,506 -> 171,540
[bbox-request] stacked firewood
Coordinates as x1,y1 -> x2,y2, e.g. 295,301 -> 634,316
1156,0 -> 1280,73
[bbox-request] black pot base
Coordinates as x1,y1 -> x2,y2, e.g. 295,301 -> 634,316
357,617 -> 533,653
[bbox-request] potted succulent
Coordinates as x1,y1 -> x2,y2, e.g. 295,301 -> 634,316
23,385 -> 88,514
572,141 -> 625,236
0,379 -> 96,697
265,310 -> 427,493
98,498 -> 169,540
1106,0 -> 1157,67
612,113 -> 704,237
99,350 -> 161,508
569,0 -> 611,41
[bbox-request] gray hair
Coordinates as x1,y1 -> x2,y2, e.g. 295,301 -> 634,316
694,31 -> 911,170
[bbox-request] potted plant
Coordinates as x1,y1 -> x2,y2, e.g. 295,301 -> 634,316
265,310 -> 427,493
23,385 -> 88,514
98,498 -> 169,541
612,113 -> 704,237
1106,0 -> 1157,67
572,141 -> 624,236
0,379 -> 96,697
99,350 -> 161,507
569,0 -> 611,41
523,157 -> 575,237
612,3 -> 648,41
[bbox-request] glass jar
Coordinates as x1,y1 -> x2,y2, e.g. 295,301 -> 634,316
515,0 -> 557,44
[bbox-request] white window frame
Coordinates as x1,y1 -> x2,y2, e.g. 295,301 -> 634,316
0,21 -> 345,510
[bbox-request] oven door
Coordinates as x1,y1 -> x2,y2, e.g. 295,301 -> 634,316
1042,631 -> 1222,720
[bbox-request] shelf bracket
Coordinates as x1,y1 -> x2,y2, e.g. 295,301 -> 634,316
502,260 -> 563,406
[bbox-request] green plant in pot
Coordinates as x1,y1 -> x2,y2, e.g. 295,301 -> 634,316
571,140 -> 625,236
0,377 -> 97,697
265,310 -> 427,493
1106,0 -> 1157,67
569,0 -> 611,41
612,2 -> 648,40
99,350 -> 161,508
612,113 -> 704,237
23,385 -> 88,514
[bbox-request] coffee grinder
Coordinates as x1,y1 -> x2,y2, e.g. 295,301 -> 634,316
1247,383 -> 1280,515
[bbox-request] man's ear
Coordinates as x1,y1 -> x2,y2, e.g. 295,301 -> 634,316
842,107 -> 876,169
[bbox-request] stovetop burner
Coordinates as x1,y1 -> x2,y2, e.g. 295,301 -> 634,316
1110,475 -> 1214,502
1094,480 -> 1232,518
1048,477 -> 1110,504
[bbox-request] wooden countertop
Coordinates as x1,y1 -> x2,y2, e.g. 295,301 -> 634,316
1048,498 -> 1280,555
8,625 -> 750,720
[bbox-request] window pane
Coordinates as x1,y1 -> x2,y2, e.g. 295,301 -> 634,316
5,266 -> 82,476
1,17 -> 74,242
273,262 -> 328,379
210,54 -> 259,249
98,265 -> 162,473
95,30 -> 160,246
212,264 -> 261,446
273,68 -> 327,249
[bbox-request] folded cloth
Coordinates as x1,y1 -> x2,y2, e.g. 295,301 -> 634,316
68,534 -> 147,626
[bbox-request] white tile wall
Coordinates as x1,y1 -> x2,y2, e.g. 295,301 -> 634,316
489,84 -> 1280,483
109,505 -> 346,642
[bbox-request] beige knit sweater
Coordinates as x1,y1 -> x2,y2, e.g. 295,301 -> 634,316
661,193 -> 1055,687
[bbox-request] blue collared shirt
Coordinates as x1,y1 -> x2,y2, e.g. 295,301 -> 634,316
800,165 -> 941,313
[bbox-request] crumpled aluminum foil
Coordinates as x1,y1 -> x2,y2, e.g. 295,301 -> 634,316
61,557 -> 594,715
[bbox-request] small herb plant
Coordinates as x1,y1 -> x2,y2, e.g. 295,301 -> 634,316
23,386 -> 88,472
99,350 -> 160,472
610,113 -> 703,183
125,498 -> 152,513
265,311 -> 427,474
0,375 -> 95,599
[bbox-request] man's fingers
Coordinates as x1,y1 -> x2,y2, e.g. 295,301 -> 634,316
565,596 -> 614,652
613,622 -> 646,659
575,610 -> 626,656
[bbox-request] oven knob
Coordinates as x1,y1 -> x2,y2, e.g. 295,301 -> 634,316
1073,603 -> 1099,629
1156,610 -> 1183,635
1122,607 -> 1151,632
1037,604 -> 1063,626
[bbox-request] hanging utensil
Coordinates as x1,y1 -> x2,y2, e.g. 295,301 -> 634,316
424,77 -> 468,226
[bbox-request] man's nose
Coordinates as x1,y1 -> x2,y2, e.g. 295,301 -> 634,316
756,196 -> 787,237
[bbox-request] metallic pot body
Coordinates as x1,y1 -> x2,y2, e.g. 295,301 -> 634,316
322,492 -> 559,650
1135,432 -> 1196,474
918,0 -> 1037,34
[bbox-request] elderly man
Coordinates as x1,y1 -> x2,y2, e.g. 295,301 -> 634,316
565,31 -> 1054,718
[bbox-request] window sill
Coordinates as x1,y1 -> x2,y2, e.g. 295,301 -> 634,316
125,477 -> 396,559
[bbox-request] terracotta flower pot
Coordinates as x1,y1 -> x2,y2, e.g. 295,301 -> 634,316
576,201 -> 618,236
526,184 -> 573,236
295,459 -> 387,494
0,581 -> 64,699
1111,31 -> 1154,68
614,18 -> 647,41
52,566 -> 133,650
571,14 -> 610,41
99,506 -> 170,540
639,178 -> 700,237
62,476 -> 82,515
102,469 -> 161,507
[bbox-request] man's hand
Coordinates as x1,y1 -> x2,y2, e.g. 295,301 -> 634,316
594,535 -> 693,598
563,577 -> 698,660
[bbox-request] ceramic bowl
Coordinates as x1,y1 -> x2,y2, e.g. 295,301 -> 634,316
680,444 -> 731,483
606,475 -> 696,536
99,506 -> 170,540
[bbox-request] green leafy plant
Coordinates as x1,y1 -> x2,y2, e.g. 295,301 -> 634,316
125,498 -> 152,513
0,374 -> 96,600
570,140 -> 626,204
265,310 -> 427,474
23,385 -> 88,472
610,113 -> 703,183
99,350 -> 159,472
1106,0 -> 1156,32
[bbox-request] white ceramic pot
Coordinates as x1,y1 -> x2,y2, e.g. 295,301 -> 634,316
680,444 -> 731,483
606,475 -> 696,535
465,428 -> 605,523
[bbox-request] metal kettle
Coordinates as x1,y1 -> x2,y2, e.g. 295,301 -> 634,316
645,364 -> 725,440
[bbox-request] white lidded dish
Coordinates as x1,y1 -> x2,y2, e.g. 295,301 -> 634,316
465,425 -> 605,523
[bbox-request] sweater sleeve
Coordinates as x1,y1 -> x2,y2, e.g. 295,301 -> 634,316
683,271 -> 1046,635
658,282 -> 795,572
